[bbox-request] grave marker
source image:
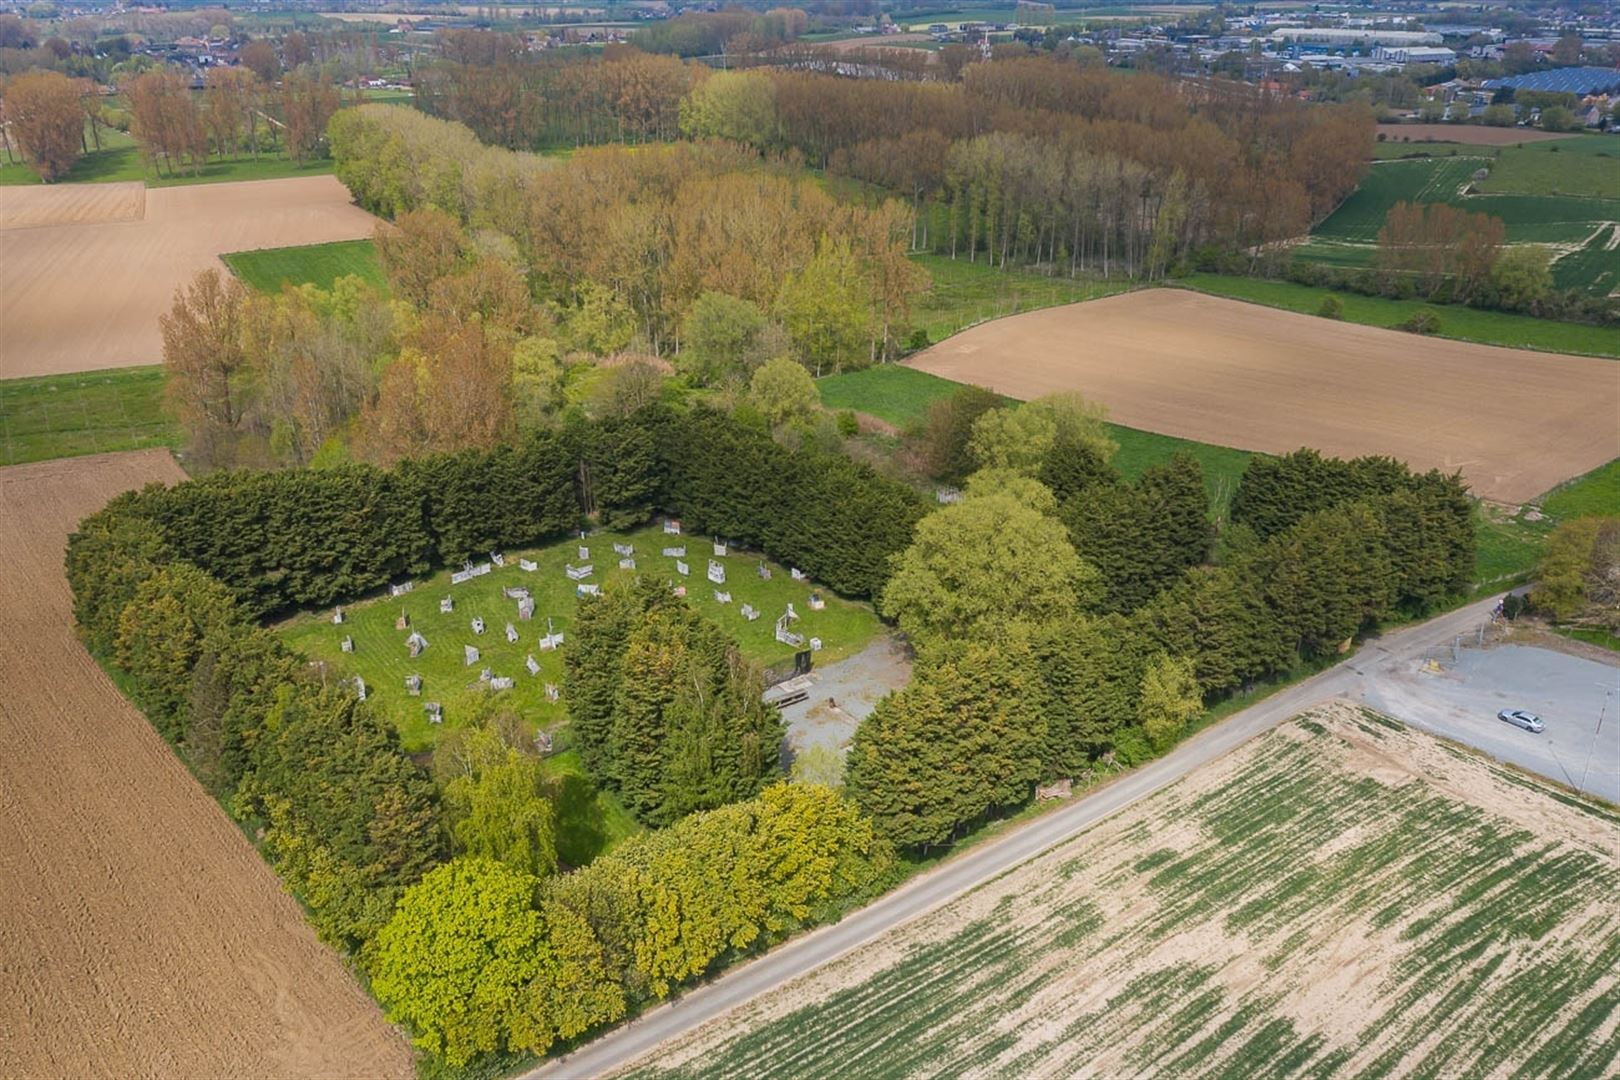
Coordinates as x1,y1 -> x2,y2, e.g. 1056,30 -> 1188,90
525,654 -> 541,676
741,603 -> 760,621
440,596 -> 454,614
490,676 -> 514,691
390,580 -> 415,598
664,519 -> 681,535
426,701 -> 443,724
714,590 -> 732,604
341,635 -> 354,653
332,606 -> 344,625
464,644 -> 480,666
577,583 -> 600,597
707,560 -> 726,585
519,558 -> 538,572
675,559 -> 690,576
505,622 -> 519,643
662,545 -> 686,558
619,557 -> 636,570
405,674 -> 422,695
471,616 -> 486,635
565,563 -> 593,581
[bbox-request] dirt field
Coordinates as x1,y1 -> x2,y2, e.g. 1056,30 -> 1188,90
622,703 -> 1620,1078
0,450 -> 412,1078
0,176 -> 380,378
1376,123 -> 1579,146
0,181 -> 146,229
908,289 -> 1620,504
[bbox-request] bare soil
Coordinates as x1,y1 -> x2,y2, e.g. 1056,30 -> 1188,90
0,181 -> 145,229
907,288 -> 1620,504
1375,123 -> 1579,146
0,176 -> 380,378
0,450 -> 412,1079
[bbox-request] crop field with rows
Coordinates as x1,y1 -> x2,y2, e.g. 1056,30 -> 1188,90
624,705 -> 1620,1079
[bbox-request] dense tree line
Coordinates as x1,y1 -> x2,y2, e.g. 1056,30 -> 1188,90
565,577 -> 784,826
327,105 -> 924,364
369,784 -> 890,1066
846,393 -> 1475,849
403,44 -> 1371,269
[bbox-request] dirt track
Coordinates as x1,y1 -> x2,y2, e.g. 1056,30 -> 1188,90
0,176 -> 380,378
0,451 -> 412,1078
1375,123 -> 1577,146
908,289 -> 1620,504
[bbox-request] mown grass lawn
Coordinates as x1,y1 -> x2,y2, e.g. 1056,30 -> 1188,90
1478,135 -> 1620,200
276,522 -> 883,753
0,366 -> 179,466
223,239 -> 386,294
1176,274 -> 1620,359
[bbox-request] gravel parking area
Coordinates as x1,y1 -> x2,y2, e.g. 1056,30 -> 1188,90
778,634 -> 911,767
1363,642 -> 1620,804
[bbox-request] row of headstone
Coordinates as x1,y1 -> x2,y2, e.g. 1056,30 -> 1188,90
451,561 -> 493,586
490,676 -> 514,691
390,580 -> 415,598
613,542 -> 634,557
566,563 -> 593,581
663,545 -> 686,558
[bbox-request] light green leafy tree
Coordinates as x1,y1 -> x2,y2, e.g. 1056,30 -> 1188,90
748,356 -> 819,428
969,392 -> 1115,475
367,858 -> 543,1067
678,290 -> 773,386
881,488 -> 1100,643
776,238 -> 875,375
678,70 -> 779,148
1138,652 -> 1203,751
1490,246 -> 1554,310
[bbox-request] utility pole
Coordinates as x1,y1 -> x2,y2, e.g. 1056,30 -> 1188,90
1577,683 -> 1614,795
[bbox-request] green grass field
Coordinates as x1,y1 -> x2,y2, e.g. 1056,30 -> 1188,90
1177,274 -> 1620,358
816,365 -> 1254,516
1551,224 -> 1620,297
277,523 -> 883,753
223,239 -> 386,294
1305,154 -> 1620,293
907,253 -> 1133,347
626,707 -> 1620,1078
0,366 -> 179,467
1540,458 -> 1620,519
1478,135 -> 1620,200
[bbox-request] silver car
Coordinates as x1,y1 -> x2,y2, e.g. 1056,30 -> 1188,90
1498,709 -> 1545,734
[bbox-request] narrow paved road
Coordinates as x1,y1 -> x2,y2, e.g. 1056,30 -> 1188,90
530,594 -> 1505,1079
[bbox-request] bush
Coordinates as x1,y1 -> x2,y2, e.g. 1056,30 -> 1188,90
1400,310 -> 1442,335
1317,295 -> 1344,319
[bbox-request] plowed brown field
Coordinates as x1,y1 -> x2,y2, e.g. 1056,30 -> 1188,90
0,176 -> 380,378
0,181 -> 146,229
908,289 -> 1620,504
0,450 -> 412,1079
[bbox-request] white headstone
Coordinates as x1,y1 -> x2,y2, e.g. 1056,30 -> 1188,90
713,540 -> 728,557
341,635 -> 354,653
519,558 -> 537,572
354,676 -> 367,701
808,592 -> 825,611
741,603 -> 760,621
707,560 -> 726,585
471,616 -> 486,635
619,557 -> 636,570
525,654 -> 541,676
577,583 -> 600,597
714,590 -> 732,604
490,551 -> 505,567
664,519 -> 681,535
578,546 -> 590,561
440,596 -> 454,614
545,683 -> 560,703
490,676 -> 514,690
518,597 -> 535,620
505,622 -> 519,643
676,559 -> 690,576
663,546 -> 686,558
405,673 -> 422,695
332,607 -> 344,624
613,542 -> 634,557
426,702 -> 443,724
464,644 -> 480,666
810,637 -> 823,652
791,567 -> 806,581
566,563 -> 593,581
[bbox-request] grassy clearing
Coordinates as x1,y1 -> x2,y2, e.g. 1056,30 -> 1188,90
0,366 -> 179,467
223,239 -> 386,293
541,747 -> 642,867
276,522 -> 883,753
1176,274 -> 1620,358
1539,458 -> 1620,519
908,253 -> 1133,346
1478,135 -> 1620,200
1471,457 -> 1620,592
627,707 -> 1620,1079
0,125 -> 335,187
816,365 -> 1253,516
1552,224 -> 1620,297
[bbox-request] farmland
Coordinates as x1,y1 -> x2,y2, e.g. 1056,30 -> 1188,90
622,704 -> 1620,1079
1299,154 -> 1620,295
0,123 -> 338,189
0,365 -> 178,467
223,238 -> 387,294
277,522 -> 884,752
1372,123 -> 1580,148
1178,273 -> 1620,357
906,288 -> 1620,505
0,450 -> 411,1077
0,175 -> 381,377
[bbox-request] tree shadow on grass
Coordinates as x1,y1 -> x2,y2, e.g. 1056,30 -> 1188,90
550,771 -> 610,869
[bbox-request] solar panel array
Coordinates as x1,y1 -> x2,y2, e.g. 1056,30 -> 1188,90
1481,66 -> 1620,95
